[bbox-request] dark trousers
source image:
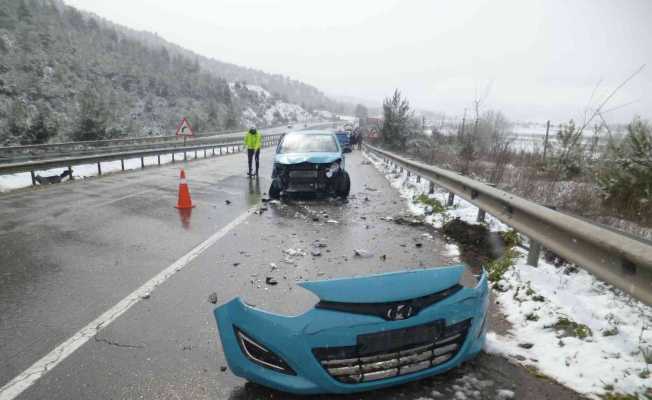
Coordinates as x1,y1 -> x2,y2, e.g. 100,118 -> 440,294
247,149 -> 260,174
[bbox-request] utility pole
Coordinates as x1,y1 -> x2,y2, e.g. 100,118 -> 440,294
542,120 -> 551,162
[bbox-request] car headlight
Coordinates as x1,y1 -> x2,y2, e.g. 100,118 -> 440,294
234,327 -> 296,375
325,162 -> 340,178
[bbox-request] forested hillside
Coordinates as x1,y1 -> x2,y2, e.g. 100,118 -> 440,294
0,0 -> 342,145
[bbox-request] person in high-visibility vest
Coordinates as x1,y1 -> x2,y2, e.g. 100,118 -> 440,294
244,127 -> 262,177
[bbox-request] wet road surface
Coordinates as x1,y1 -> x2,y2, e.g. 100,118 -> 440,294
0,149 -> 584,399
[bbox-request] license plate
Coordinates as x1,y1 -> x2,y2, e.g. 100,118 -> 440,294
289,170 -> 319,178
357,320 -> 444,355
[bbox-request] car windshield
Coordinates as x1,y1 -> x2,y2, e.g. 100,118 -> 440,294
279,134 -> 339,154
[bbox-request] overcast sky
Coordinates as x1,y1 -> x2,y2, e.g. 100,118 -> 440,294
65,0 -> 652,123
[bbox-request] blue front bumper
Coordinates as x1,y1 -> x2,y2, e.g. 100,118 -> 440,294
214,267 -> 489,395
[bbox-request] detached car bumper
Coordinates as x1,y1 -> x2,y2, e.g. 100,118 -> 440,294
214,265 -> 489,394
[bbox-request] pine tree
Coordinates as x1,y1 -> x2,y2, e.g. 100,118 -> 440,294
74,86 -> 109,141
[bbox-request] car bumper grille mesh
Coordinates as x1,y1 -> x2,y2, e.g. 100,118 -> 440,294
313,319 -> 470,384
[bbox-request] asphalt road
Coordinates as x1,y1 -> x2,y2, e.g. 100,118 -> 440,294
0,149 -> 584,399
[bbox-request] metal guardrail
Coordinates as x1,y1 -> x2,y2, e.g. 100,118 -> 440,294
364,143 -> 652,305
0,132 -> 254,164
0,134 -> 283,185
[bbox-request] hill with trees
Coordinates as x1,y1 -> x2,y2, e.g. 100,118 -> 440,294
0,0 -> 345,145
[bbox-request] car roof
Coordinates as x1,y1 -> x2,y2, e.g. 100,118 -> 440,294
285,129 -> 335,135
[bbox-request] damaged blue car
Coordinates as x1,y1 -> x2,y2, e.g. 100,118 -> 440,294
268,130 -> 351,199
214,265 -> 489,395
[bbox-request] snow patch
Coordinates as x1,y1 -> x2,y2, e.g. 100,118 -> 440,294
364,151 -> 652,399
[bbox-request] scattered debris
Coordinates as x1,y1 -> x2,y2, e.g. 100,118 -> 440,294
518,342 -> 534,349
311,249 -> 322,257
207,292 -> 218,304
265,277 -> 278,285
326,219 -> 339,224
365,186 -> 378,191
393,214 -> 426,226
415,242 -> 423,248
269,263 -> 278,271
283,248 -> 305,257
353,249 -> 373,258
364,197 -> 370,202
225,200 -> 231,205
220,366 -> 228,372
140,292 -> 151,300
312,216 -> 320,222
233,262 -> 240,267
312,240 -> 328,248
380,254 -> 387,261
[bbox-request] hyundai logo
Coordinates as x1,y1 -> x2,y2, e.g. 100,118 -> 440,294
385,303 -> 417,320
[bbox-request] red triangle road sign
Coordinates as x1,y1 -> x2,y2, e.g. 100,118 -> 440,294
176,117 -> 194,137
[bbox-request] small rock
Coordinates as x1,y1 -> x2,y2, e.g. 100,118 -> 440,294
233,262 -> 240,267
265,277 -> 278,285
364,197 -> 370,202
380,254 -> 387,261
312,216 -> 320,222
311,249 -> 322,257
225,200 -> 231,205
207,292 -> 218,304
326,220 -> 338,224
354,249 -> 373,258
269,263 -> 278,271
518,342 -> 534,349
220,366 -> 228,372
140,292 -> 151,300
415,243 -> 423,248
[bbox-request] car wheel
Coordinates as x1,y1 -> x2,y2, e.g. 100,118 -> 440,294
269,179 -> 282,199
335,171 -> 350,198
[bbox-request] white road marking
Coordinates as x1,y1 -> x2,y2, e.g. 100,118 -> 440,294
0,208 -> 255,400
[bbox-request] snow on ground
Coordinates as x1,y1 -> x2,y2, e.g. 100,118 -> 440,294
0,148 -> 240,192
365,151 -> 652,399
263,101 -> 309,125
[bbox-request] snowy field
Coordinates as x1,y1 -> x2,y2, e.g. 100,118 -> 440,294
365,151 -> 652,399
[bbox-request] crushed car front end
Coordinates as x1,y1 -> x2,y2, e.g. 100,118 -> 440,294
214,265 -> 489,395
272,156 -> 344,194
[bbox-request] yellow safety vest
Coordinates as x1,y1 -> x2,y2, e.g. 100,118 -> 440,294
244,131 -> 262,150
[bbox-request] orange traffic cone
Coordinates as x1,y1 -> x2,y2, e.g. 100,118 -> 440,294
175,169 -> 195,209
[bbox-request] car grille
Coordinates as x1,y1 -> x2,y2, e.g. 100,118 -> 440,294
313,319 -> 470,384
289,170 -> 319,178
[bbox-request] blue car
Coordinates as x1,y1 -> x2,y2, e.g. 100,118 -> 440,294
214,265 -> 489,395
335,131 -> 352,153
268,130 -> 351,199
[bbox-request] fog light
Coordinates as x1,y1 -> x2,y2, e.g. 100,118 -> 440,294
234,327 -> 296,375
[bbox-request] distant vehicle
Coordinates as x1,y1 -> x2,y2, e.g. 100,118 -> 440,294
335,131 -> 352,153
269,130 -> 350,199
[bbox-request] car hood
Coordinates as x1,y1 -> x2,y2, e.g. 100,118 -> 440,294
299,265 -> 465,303
275,152 -> 341,165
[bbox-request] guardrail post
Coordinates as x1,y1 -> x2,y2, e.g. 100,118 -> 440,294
141,157 -> 144,168
204,149 -> 207,158
416,175 -> 421,183
429,181 -> 435,194
157,155 -> 161,165
30,171 -> 36,186
172,153 -> 175,163
447,192 -> 455,206
194,151 -> 198,160
219,147 -> 222,156
184,151 -> 187,161
527,240 -> 542,267
121,159 -> 125,171
97,162 -> 102,176
477,208 -> 486,223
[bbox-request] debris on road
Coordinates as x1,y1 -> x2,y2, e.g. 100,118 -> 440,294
415,242 -> 423,248
265,277 -> 278,285
353,249 -> 373,258
283,248 -> 306,257
311,249 -> 321,257
326,219 -> 338,224
380,254 -> 387,261
140,292 -> 151,300
225,200 -> 231,205
233,262 -> 240,267
207,292 -> 218,304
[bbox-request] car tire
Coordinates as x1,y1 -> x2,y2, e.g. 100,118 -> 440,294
269,179 -> 282,199
335,171 -> 350,198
